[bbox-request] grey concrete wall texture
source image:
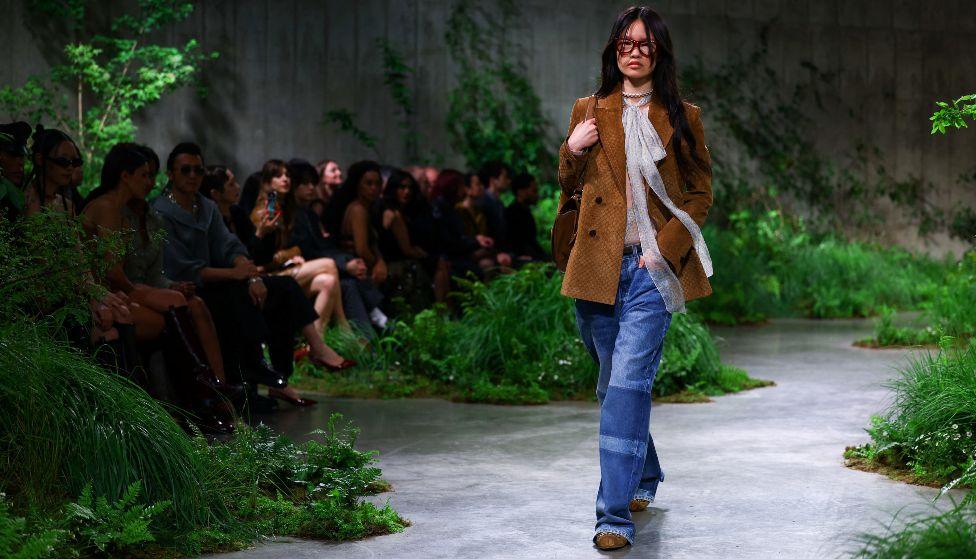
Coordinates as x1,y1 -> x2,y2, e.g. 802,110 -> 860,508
3,0 -> 975,253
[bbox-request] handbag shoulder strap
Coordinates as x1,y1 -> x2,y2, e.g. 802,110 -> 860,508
572,95 -> 598,199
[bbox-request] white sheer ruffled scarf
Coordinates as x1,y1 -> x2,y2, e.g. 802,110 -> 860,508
623,95 -> 712,313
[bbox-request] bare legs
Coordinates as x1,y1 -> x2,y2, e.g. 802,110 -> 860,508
128,286 -> 227,381
284,258 -> 350,333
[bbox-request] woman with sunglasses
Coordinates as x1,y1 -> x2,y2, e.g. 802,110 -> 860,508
23,125 -> 84,217
558,7 -> 714,550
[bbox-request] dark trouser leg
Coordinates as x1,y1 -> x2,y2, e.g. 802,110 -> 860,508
197,281 -> 270,383
260,275 -> 317,380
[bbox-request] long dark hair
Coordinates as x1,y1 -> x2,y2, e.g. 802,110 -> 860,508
326,160 -> 382,234
26,125 -> 79,215
381,168 -> 426,217
595,6 -> 703,174
280,158 -> 319,247
82,142 -> 147,210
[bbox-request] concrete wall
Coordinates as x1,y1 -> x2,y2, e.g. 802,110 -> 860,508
3,0 -> 975,253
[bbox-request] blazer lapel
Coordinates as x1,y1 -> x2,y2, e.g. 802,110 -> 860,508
594,85 -> 675,198
647,95 -> 673,154
594,85 -> 626,200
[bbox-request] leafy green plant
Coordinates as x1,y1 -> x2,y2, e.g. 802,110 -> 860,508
377,38 -> 421,162
691,209 -> 943,325
0,322 -> 222,530
683,26 -> 950,239
0,210 -> 122,328
0,494 -> 61,559
931,93 -> 976,135
865,253 -> 976,347
324,108 -> 381,159
0,0 -> 218,193
849,501 -> 976,559
847,338 -> 976,500
444,0 -> 555,179
65,481 -> 169,554
297,263 -> 767,404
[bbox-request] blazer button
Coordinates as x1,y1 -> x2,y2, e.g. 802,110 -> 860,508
588,229 -> 596,237
595,196 -> 603,204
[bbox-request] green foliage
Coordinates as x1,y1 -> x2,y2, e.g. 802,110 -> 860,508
377,38 -> 420,161
691,209 -> 943,324
850,502 -> 976,559
202,418 -> 405,546
444,0 -> 555,178
324,108 -> 381,158
0,494 -> 61,559
0,321 -> 221,530
867,253 -> 976,347
65,482 -> 169,554
0,323 -> 404,556
1,0 -> 217,193
683,26 -> 948,238
0,211 -> 121,327
850,338 -> 976,501
300,263 -> 765,404
931,93 -> 976,135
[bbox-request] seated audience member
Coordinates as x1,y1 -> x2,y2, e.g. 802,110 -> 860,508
504,172 -> 547,263
476,160 -> 512,249
24,126 -> 82,217
429,169 -> 493,282
290,159 -> 382,337
327,160 -> 390,328
247,160 -> 344,335
237,170 -> 263,216
152,143 -> 354,409
200,165 -> 273,262
81,142 -> 236,433
314,159 -> 343,207
0,121 -> 31,220
22,126 -> 138,381
405,165 -> 429,201
457,172 -> 511,272
375,169 -> 438,311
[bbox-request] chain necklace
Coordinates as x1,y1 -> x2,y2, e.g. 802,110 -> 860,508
622,89 -> 653,99
167,188 -> 198,217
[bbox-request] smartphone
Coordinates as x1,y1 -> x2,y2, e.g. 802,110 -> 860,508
266,191 -> 278,217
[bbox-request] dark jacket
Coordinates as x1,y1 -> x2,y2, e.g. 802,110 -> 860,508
291,206 -> 355,275
151,193 -> 249,284
504,201 -> 546,260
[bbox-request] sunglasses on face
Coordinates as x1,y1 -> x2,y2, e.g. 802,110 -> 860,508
178,165 -> 205,177
49,156 -> 83,168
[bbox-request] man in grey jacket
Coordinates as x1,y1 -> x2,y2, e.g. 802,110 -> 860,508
152,142 -> 318,410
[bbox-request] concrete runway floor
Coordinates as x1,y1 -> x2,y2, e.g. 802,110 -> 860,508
206,318 -> 956,558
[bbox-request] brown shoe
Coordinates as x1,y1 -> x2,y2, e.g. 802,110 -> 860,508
629,498 -> 651,512
594,532 -> 630,550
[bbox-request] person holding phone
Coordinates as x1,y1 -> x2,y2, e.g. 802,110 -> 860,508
247,159 -> 346,336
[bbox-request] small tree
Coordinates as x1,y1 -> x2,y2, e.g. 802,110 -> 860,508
0,0 -> 217,192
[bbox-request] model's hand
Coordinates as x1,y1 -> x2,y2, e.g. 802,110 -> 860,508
567,117 -> 599,153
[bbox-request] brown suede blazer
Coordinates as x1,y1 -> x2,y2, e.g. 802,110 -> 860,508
556,83 -> 713,306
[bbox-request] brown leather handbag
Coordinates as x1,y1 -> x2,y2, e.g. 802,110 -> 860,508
551,96 -> 596,272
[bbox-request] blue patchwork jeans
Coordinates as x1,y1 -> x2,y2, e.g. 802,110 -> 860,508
574,249 -> 672,545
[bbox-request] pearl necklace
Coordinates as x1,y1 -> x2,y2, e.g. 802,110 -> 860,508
622,89 -> 653,98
